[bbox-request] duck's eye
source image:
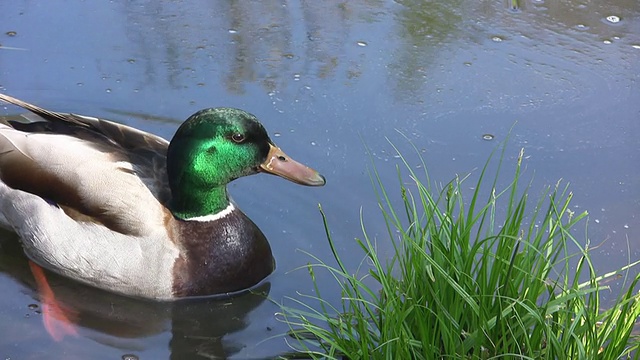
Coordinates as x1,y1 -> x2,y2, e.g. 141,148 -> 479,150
231,133 -> 245,143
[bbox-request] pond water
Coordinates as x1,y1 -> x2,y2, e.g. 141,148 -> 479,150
0,0 -> 638,358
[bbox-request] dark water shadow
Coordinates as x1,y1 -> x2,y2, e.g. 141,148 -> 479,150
0,230 -> 271,359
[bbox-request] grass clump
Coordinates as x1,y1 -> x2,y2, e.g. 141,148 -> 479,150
279,143 -> 640,359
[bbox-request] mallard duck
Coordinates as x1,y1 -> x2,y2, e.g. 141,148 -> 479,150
0,93 -> 325,301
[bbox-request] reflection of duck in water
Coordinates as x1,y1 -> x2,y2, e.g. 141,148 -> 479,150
0,93 -> 324,340
0,234 -> 271,358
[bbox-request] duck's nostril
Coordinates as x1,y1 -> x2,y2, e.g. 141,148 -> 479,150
278,156 -> 287,161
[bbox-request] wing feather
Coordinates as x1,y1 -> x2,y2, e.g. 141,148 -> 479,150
0,93 -> 173,235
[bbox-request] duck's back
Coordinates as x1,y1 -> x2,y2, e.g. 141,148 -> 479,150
0,94 -> 184,299
0,93 -> 171,235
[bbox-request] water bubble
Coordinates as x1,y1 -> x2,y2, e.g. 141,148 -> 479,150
273,132 -> 281,137
197,82 -> 205,87
356,41 -> 368,47
310,141 -> 317,146
5,31 -> 17,37
105,88 -> 112,93
632,44 -> 640,49
623,224 -> 629,229
603,40 -> 612,44
482,134 -> 495,141
122,355 -> 139,360
228,29 -> 238,34
463,62 -> 472,67
27,304 -> 38,310
293,73 -> 301,81
76,82 -> 84,87
491,36 -> 504,42
127,58 -> 136,64
605,15 -> 620,23
283,53 -> 295,59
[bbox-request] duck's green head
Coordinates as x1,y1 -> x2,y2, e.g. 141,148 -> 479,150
166,108 -> 325,219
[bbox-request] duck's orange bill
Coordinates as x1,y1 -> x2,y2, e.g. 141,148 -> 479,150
29,261 -> 79,341
259,143 -> 326,186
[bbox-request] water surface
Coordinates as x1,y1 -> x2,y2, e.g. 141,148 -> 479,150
0,0 -> 638,358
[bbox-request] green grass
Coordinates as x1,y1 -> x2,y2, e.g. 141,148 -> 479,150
278,142 -> 640,359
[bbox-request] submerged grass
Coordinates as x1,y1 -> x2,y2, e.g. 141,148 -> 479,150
278,142 -> 640,359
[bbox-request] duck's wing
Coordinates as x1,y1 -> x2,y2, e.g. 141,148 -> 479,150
0,93 -> 172,236
0,94 -> 170,195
